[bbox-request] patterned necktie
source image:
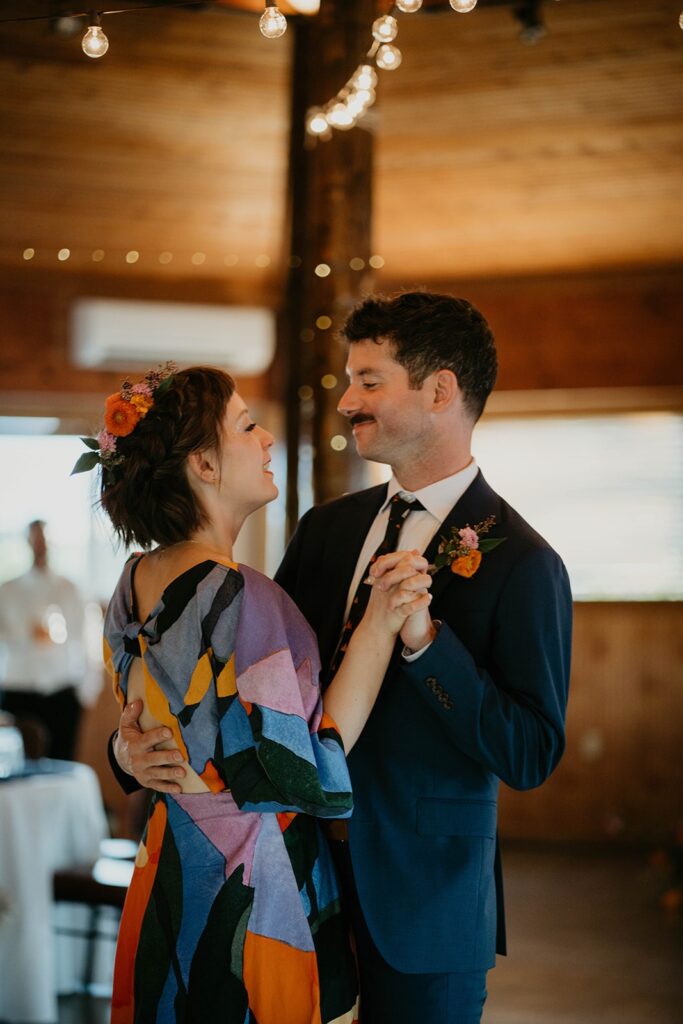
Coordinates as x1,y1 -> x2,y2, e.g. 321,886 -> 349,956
329,493 -> 425,675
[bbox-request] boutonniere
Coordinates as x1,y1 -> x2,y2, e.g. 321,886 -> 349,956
431,515 -> 507,579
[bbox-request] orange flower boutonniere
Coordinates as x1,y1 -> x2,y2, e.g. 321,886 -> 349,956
450,549 -> 482,578
431,515 -> 507,580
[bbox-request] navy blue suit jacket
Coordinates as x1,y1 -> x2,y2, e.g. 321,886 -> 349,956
274,470 -> 572,974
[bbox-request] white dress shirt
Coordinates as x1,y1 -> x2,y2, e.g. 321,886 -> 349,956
0,567 -> 88,697
343,459 -> 480,625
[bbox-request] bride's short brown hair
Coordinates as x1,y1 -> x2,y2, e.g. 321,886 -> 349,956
100,366 -> 235,549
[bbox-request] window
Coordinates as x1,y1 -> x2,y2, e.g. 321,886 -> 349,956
472,411 -> 683,600
0,430 -> 126,601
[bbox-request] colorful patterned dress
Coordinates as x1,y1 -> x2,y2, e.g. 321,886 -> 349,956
104,556 -> 359,1024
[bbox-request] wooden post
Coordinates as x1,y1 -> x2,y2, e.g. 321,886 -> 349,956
278,0 -> 376,535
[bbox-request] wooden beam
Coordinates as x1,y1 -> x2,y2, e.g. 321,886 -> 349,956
277,0 -> 376,533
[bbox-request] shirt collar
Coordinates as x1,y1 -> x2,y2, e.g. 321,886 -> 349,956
384,458 -> 479,521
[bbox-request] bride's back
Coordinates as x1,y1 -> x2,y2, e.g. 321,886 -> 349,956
127,542 -> 236,795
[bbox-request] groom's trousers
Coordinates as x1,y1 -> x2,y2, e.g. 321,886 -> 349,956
331,840 -> 488,1024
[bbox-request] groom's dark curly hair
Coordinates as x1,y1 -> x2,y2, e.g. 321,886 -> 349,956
340,291 -> 498,423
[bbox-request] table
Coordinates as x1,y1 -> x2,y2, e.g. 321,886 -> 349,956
0,761 -> 108,1024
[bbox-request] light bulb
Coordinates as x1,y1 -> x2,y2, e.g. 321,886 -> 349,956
327,103 -> 355,130
288,0 -> 320,12
346,93 -> 369,117
306,107 -> 329,136
679,12 -> 683,29
372,15 -> 398,43
352,87 -> 375,108
353,64 -> 378,90
376,44 -> 402,71
397,0 -> 423,11
82,19 -> 108,59
449,0 -> 478,12
259,5 -> 287,39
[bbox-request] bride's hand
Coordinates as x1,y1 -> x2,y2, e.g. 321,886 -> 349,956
363,550 -> 432,635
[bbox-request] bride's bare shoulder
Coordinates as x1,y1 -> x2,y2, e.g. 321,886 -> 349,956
133,543 -> 235,620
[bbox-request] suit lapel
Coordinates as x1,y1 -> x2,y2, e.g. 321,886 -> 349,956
425,471 -> 503,604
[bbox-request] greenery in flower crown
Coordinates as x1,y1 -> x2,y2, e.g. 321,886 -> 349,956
71,361 -> 177,478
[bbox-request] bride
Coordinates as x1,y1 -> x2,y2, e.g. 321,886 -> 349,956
77,363 -> 431,1024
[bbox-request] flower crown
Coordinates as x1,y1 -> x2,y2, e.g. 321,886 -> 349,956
71,361 -> 177,477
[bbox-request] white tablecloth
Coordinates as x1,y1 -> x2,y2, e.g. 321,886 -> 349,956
0,762 -> 108,1024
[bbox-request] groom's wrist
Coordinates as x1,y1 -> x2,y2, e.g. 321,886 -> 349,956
402,620 -> 440,659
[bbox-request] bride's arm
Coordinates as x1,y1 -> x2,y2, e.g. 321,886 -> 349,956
323,551 -> 431,753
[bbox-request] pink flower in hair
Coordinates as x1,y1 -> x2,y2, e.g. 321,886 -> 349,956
458,527 -> 479,550
131,382 -> 153,398
97,429 -> 117,454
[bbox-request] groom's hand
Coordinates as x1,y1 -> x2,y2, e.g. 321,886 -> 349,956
114,699 -> 186,794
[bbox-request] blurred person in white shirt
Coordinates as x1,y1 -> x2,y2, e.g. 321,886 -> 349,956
0,520 -> 101,760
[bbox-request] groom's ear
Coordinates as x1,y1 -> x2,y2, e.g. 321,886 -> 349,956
431,369 -> 458,411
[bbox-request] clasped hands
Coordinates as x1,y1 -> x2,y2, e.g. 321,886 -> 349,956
364,549 -> 436,653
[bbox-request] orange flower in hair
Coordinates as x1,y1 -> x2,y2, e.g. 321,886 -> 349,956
104,393 -> 141,437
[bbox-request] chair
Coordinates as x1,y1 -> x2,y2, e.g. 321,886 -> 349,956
53,838 -> 136,992
12,714 -> 50,759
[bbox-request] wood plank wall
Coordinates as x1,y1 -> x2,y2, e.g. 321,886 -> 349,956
2,265 -> 682,410
383,266 -> 683,391
499,602 -> 683,843
0,267 -> 274,417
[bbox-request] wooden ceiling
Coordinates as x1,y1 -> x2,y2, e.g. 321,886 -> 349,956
378,0 -> 683,277
0,0 -> 680,289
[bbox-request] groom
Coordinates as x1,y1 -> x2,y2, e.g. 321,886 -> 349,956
112,292 -> 572,1023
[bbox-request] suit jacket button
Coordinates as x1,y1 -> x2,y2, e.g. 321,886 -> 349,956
425,676 -> 437,690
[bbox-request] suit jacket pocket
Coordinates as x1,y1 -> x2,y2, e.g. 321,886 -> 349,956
416,797 -> 497,839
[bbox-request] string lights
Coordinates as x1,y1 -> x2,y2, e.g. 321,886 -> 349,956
18,246 -> 386,276
3,2 -> 680,70
0,2 -> 318,59
304,1 -> 479,140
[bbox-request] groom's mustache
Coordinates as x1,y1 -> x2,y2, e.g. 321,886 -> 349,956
349,414 -> 375,427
